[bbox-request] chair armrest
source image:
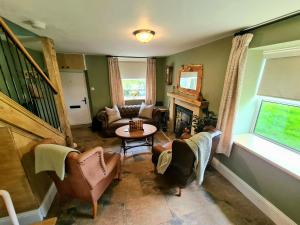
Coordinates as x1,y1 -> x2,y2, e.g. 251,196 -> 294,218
153,142 -> 172,154
96,110 -> 109,129
152,108 -> 161,124
203,126 -> 222,138
77,147 -> 108,188
104,153 -> 121,175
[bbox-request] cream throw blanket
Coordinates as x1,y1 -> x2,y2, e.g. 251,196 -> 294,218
157,150 -> 172,174
185,132 -> 212,185
35,144 -> 79,180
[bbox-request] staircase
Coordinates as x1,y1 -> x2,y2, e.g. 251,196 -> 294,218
0,17 -> 72,222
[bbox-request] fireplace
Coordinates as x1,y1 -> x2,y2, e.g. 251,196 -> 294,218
174,105 -> 193,138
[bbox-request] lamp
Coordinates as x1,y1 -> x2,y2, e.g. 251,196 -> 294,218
133,29 -> 155,43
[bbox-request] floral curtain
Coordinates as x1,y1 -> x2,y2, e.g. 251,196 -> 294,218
216,33 -> 253,156
145,58 -> 156,105
108,57 -> 125,106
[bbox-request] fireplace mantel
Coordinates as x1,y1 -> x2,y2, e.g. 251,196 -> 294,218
167,92 -> 203,107
167,92 -> 208,134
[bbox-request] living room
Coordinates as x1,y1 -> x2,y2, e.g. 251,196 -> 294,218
0,1 -> 299,225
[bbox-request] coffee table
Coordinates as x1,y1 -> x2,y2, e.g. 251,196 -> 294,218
115,124 -> 157,156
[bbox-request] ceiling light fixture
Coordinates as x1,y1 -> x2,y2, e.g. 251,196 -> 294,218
133,29 -> 155,43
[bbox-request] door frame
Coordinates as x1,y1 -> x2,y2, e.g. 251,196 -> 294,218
60,70 -> 92,126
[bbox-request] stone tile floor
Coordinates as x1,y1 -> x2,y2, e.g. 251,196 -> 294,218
47,127 -> 274,225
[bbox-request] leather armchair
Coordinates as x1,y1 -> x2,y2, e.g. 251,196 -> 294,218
152,127 -> 221,190
36,139 -> 121,219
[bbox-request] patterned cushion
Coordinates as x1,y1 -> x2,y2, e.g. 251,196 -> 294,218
105,105 -> 121,124
138,102 -> 154,119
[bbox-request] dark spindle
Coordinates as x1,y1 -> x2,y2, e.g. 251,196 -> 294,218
44,82 -> 60,128
15,48 -> 39,115
4,31 -> 29,104
26,61 -> 47,121
21,54 -> 43,118
28,63 -> 52,125
49,88 -> 61,130
0,62 -> 11,96
38,75 -> 57,127
0,28 -> 21,102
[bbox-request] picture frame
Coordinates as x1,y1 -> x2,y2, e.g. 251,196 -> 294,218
165,65 -> 173,85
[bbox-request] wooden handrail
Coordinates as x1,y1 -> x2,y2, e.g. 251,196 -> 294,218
0,17 -> 58,94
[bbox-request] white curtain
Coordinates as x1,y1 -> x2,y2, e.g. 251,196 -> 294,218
108,57 -> 125,106
145,58 -> 156,105
216,33 -> 253,156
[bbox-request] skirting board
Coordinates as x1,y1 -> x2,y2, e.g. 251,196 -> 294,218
0,183 -> 57,225
211,157 -> 297,225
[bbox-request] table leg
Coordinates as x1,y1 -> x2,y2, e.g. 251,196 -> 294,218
121,139 -> 126,156
151,135 -> 154,151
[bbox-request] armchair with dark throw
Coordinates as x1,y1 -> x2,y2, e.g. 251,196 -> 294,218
34,139 -> 121,219
152,127 -> 221,195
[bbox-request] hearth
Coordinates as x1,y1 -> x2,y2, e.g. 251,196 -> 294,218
174,105 -> 193,138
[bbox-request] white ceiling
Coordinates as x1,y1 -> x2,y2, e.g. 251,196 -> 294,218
0,0 -> 299,57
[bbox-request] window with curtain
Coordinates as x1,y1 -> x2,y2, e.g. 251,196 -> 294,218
118,59 -> 147,100
255,52 -> 300,153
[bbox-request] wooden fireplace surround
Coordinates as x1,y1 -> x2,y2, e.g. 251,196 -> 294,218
167,92 -> 208,134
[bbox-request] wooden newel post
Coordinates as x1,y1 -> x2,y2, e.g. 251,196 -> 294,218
41,37 -> 73,147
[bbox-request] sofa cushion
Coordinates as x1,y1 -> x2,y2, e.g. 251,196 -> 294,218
108,118 -> 131,129
118,105 -> 140,118
139,102 -> 154,119
105,105 -> 121,124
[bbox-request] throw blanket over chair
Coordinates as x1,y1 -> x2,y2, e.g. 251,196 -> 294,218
34,139 -> 121,219
152,127 -> 221,195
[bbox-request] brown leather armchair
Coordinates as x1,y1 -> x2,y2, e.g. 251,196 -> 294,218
152,127 -> 221,193
35,139 -> 121,219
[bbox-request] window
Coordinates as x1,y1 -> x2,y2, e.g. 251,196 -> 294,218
122,78 -> 146,100
119,59 -> 147,100
254,99 -> 300,153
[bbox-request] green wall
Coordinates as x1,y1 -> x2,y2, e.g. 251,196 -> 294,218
164,37 -> 232,113
250,15 -> 300,48
155,57 -> 166,104
218,144 -> 300,224
164,14 -> 300,224
85,55 -> 111,116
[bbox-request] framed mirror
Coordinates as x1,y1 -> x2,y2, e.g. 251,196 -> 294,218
177,64 -> 203,98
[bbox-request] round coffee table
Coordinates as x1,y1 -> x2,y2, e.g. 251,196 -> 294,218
115,124 -> 157,156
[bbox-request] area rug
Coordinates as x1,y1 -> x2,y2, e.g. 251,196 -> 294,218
48,127 -> 274,225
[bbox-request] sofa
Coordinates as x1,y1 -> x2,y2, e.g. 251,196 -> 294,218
96,105 -> 161,137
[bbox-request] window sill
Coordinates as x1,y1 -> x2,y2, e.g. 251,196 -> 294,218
234,134 -> 300,180
124,98 -> 145,101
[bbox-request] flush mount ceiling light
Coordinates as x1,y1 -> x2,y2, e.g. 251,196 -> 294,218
133,29 -> 155,43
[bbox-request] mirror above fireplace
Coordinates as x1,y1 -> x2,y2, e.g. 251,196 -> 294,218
177,64 -> 203,99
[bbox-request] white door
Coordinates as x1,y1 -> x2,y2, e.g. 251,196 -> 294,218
61,71 -> 92,125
